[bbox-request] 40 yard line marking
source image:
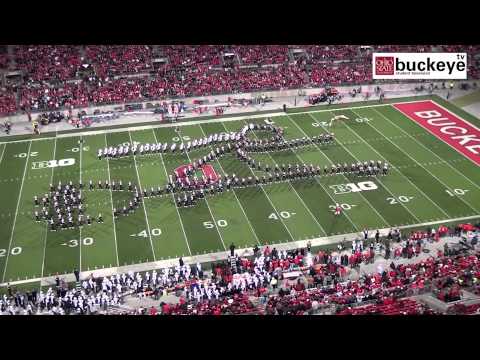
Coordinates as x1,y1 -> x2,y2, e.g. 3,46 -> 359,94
2,141 -> 32,283
41,137 -> 57,280
105,134 -> 120,267
241,119 -> 327,237
197,124 -> 262,247
128,130 -> 157,261
151,129 -> 192,256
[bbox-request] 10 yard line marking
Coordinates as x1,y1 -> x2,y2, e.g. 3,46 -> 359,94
347,108 -> 450,219
197,124 -> 262,247
220,121 -> 297,244
105,134 -> 120,267
2,141 -> 32,283
128,131 -> 157,261
241,119 -> 328,237
41,137 -> 57,280
151,129 -> 192,256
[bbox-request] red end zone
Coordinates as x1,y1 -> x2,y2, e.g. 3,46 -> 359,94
393,100 -> 480,166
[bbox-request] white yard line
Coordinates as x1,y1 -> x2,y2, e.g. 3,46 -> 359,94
377,105 -> 480,192
3,213 -> 478,288
127,131 -> 157,261
40,137 -> 57,280
104,134 -> 120,267
2,141 -> 32,283
0,144 -> 6,164
177,129 -> 227,252
347,108 -> 450,219
197,124 -> 262,246
150,129 -> 192,257
241,119 -> 327,237
370,108 -> 480,214
289,113 -> 387,229
219,122 -> 296,244
79,136 -> 83,272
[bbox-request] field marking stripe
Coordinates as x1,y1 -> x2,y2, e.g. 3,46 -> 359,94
197,124 -> 262,247
219,121 -> 296,243
79,136 -> 83,273
340,108 -> 435,221
283,116 -> 359,232
240,119 -> 328,237
347,108 -> 451,218
0,144 -> 6,165
178,128 -> 227,252
5,213 -> 479,288
40,137 -> 57,280
385,103 -> 480,190
374,107 -> 480,213
151,129 -> 192,256
2,141 -> 32,283
0,99 -> 434,145
127,131 -> 157,261
104,134 -> 120,267
296,113 -> 390,227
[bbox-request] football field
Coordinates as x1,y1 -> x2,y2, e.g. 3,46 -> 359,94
1,96 -> 480,285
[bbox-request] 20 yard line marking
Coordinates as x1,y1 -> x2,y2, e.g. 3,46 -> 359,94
128,131 -> 157,261
41,137 -> 57,280
198,124 -> 262,247
241,119 -> 328,237
105,134 -> 120,267
151,129 -> 192,256
347,108 -> 450,219
2,141 -> 32,283
371,107 -> 480,214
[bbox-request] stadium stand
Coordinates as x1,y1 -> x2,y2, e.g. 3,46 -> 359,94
2,45 -> 479,118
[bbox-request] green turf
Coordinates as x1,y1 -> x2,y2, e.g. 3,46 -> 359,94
1,96 -> 479,286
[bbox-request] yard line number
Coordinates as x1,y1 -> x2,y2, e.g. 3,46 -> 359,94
445,188 -> 469,197
0,247 -> 22,257
203,220 -> 228,229
63,238 -> 94,247
131,228 -> 162,238
268,211 -> 296,220
14,152 -> 38,158
328,203 -> 356,211
387,195 -> 414,204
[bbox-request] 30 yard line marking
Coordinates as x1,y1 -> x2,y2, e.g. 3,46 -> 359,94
282,117 -> 359,232
347,108 -> 450,219
198,124 -> 262,246
240,119 -> 327,237
290,113 -> 388,228
151,128 -> 192,256
104,134 -> 120,267
41,137 -> 57,280
105,134 -> 120,266
2,141 -> 32,283
128,130 -> 157,261
178,128 -> 227,251
370,107 -> 480,214
219,122 -> 296,243
378,106 -> 480,193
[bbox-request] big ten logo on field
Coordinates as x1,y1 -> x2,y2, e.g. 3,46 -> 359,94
32,158 -> 76,170
375,56 -> 395,75
329,181 -> 378,195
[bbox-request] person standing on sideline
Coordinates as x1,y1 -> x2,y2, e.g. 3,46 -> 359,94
74,269 -> 80,282
179,257 -> 184,267
229,243 -> 235,257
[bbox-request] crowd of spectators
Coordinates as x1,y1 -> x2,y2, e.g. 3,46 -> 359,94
1,222 -> 479,315
1,45 -> 480,116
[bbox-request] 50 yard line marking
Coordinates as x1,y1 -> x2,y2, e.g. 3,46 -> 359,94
41,138 -> 57,280
151,129 -> 192,256
104,134 -> 120,267
2,141 -> 32,283
128,130 -> 157,261
197,124 -> 262,247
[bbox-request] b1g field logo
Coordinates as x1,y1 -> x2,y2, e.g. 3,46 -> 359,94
373,53 -> 467,80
